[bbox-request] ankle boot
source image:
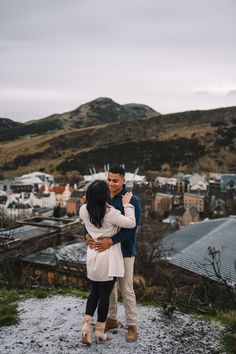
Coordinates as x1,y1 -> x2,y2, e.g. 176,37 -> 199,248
94,321 -> 107,341
82,315 -> 93,345
126,325 -> 138,342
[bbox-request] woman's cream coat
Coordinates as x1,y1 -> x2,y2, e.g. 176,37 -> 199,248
79,203 -> 135,281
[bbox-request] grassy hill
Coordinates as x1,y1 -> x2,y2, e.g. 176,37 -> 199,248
0,101 -> 235,178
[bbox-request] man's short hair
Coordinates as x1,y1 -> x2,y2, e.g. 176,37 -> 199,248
109,166 -> 125,176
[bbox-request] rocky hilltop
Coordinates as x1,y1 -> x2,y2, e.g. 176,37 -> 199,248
0,97 -> 158,143
64,97 -> 158,127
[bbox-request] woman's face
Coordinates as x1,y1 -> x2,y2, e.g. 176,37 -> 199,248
107,172 -> 125,197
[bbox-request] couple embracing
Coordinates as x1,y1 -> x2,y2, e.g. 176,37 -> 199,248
79,166 -> 141,345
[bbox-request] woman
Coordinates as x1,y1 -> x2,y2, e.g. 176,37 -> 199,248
79,180 -> 136,345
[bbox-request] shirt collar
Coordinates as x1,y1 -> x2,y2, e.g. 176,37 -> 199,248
114,185 -> 127,198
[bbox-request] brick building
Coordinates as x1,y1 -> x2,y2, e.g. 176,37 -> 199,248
184,193 -> 206,212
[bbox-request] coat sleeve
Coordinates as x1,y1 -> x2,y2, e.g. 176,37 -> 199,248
79,203 -> 87,220
111,196 -> 141,245
109,204 -> 136,228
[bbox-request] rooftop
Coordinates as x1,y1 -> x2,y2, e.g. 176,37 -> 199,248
161,217 -> 236,285
21,241 -> 86,266
0,224 -> 56,244
18,216 -> 79,229
184,193 -> 205,198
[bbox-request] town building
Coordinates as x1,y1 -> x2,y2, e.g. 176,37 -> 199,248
0,172 -> 56,221
163,206 -> 199,226
0,216 -> 86,288
7,201 -> 33,219
220,174 -> 236,190
155,176 -> 177,188
66,190 -> 86,216
152,193 -> 173,216
209,190 -> 233,217
40,184 -> 75,207
183,193 -> 206,212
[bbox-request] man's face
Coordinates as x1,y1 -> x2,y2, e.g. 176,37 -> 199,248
107,172 -> 125,196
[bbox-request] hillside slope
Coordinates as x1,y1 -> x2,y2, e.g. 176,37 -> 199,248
0,118 -> 23,130
0,105 -> 235,178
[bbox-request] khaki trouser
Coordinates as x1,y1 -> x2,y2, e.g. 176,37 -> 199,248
107,256 -> 137,326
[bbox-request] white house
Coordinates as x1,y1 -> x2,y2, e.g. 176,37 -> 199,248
190,181 -> 208,191
187,173 -> 208,192
5,201 -> 33,219
19,172 -> 54,184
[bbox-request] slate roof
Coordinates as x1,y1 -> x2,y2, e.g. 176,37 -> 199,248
0,225 -> 56,243
21,242 -> 86,266
161,217 -> 236,285
70,190 -> 85,198
7,202 -> 32,209
34,207 -> 54,215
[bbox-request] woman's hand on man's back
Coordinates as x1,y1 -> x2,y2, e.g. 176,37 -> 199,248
122,192 -> 133,205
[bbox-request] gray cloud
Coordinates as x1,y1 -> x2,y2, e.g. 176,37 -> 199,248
227,90 -> 236,96
0,0 -> 235,121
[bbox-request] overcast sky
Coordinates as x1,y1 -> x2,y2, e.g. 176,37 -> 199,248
0,0 -> 235,122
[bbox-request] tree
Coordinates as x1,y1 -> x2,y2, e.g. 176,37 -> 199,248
53,205 -> 66,218
135,214 -> 176,281
0,224 -> 15,289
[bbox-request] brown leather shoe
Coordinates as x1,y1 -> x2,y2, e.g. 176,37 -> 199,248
126,325 -> 138,342
105,318 -> 119,331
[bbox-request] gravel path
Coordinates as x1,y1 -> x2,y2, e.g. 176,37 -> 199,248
0,295 -> 225,354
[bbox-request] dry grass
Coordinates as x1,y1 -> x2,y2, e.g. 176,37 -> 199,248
0,117 -> 235,179
157,124 -> 217,141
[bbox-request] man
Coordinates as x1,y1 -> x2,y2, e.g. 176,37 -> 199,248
85,166 -> 141,342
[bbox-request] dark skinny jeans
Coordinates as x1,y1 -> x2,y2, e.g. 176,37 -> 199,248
85,279 -> 116,322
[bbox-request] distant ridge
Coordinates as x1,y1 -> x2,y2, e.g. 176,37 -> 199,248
0,101 -> 236,177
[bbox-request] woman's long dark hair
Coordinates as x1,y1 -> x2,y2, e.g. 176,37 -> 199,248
86,180 -> 110,228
